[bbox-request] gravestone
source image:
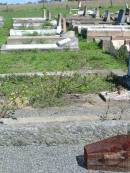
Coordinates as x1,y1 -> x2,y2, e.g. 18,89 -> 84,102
49,12 -> 51,21
83,6 -> 87,16
93,8 -> 100,18
96,8 -> 100,18
125,0 -> 129,15
78,1 -> 82,9
116,9 -> 126,24
57,14 -> 62,34
46,10 -> 51,20
84,135 -> 130,171
43,9 -> 47,19
57,14 -> 62,26
62,17 -> 67,33
103,10 -> 110,22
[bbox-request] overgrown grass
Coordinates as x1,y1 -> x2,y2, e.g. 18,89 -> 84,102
0,40 -> 126,73
0,75 -> 115,108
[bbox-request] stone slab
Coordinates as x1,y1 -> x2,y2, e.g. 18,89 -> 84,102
1,44 -> 60,51
13,20 -> 57,29
1,38 -> 79,51
100,90 -> 130,102
7,36 -> 63,45
85,29 -> 130,39
75,25 -> 130,34
10,29 -> 60,36
13,17 -> 46,23
56,38 -> 71,46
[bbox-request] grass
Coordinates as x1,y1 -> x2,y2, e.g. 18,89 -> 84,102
0,40 -> 126,73
0,75 -> 115,108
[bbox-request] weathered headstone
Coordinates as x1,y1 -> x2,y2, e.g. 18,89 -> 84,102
46,10 -> 51,21
83,6 -> 87,16
125,0 -> 129,15
43,9 -> 47,20
49,12 -> 51,21
62,17 -> 67,33
93,8 -> 100,18
116,9 -> 126,24
78,1 -> 82,9
57,13 -> 62,26
103,10 -> 110,22
57,14 -> 62,34
84,135 -> 130,171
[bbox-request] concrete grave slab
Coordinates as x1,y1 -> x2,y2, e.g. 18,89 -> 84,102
6,36 -> 63,44
13,17 -> 46,23
1,44 -> 60,51
10,29 -> 61,36
1,37 -> 79,51
100,90 -> 130,102
84,28 -> 130,40
74,24 -> 130,34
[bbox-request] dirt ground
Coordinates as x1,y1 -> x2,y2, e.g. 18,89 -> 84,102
14,93 -> 130,121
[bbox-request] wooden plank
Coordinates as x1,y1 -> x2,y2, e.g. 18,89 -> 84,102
84,135 -> 130,171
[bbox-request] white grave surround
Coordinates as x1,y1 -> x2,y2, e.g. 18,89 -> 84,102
1,32 -> 79,51
1,44 -> 60,51
13,17 -> 46,23
73,24 -> 130,34
13,20 -> 58,29
10,28 -> 62,36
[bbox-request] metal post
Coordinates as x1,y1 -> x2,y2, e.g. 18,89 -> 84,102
128,43 -> 130,77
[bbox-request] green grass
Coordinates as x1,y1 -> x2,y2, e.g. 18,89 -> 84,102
0,40 -> 126,73
0,75 -> 115,108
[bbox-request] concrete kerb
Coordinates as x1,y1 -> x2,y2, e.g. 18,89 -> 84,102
0,120 -> 128,146
0,69 -> 125,79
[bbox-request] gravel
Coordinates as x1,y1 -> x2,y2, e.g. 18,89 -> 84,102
0,120 -> 127,146
0,144 -> 128,173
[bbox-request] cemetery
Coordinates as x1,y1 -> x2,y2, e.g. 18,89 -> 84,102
1,0 -> 130,172
1,13 -> 79,51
